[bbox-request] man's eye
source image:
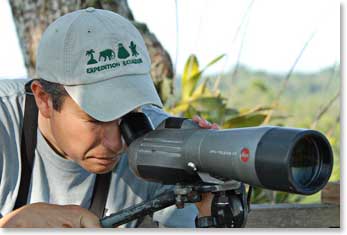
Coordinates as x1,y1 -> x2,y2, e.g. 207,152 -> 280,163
88,119 -> 120,125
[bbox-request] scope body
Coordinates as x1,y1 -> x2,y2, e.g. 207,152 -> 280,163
125,117 -> 333,195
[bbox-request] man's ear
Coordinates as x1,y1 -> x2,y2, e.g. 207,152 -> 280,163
31,80 -> 54,118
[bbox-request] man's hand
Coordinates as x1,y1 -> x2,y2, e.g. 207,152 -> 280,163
192,116 -> 219,130
192,115 -> 219,217
0,202 -> 101,228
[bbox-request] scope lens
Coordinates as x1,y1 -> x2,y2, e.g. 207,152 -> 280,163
290,136 -> 321,187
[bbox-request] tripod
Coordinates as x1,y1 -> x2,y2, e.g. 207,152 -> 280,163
100,181 -> 250,228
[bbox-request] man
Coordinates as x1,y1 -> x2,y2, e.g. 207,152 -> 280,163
0,8 -> 216,227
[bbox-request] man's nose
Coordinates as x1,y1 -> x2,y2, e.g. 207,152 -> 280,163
102,120 -> 123,154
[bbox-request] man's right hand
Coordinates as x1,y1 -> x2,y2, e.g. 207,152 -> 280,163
0,202 -> 101,228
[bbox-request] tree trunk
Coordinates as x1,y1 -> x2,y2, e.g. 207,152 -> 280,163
8,0 -> 173,102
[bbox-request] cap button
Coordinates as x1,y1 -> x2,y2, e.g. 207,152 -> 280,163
86,7 -> 95,12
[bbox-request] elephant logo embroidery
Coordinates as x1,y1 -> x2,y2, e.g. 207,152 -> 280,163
98,49 -> 115,61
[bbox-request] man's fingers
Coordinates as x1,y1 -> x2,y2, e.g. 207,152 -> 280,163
192,115 -> 201,123
0,202 -> 102,228
64,205 -> 101,228
79,214 -> 101,228
193,115 -> 208,127
193,116 -> 219,129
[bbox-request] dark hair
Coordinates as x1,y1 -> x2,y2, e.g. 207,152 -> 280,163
38,78 -> 68,111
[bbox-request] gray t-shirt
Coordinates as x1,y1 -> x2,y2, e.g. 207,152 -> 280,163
0,79 -> 197,228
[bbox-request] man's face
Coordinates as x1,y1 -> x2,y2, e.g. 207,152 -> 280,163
45,95 -> 125,174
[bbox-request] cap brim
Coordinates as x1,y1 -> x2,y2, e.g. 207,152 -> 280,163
64,73 -> 163,122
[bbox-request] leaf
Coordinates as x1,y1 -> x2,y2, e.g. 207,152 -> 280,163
169,102 -> 189,115
239,105 -> 272,115
185,105 -> 198,119
190,96 -> 226,112
181,54 -> 226,101
191,78 -> 214,98
201,108 -> 226,124
271,114 -> 289,120
202,54 -> 226,70
159,78 -> 173,103
191,54 -> 226,93
191,79 -> 207,97
224,108 -> 240,119
182,55 -> 200,100
223,113 -> 267,128
249,105 -> 272,113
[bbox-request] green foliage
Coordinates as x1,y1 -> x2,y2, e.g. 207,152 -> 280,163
181,55 -> 200,100
166,54 -> 270,127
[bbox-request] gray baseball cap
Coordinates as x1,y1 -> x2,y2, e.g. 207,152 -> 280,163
36,7 -> 163,122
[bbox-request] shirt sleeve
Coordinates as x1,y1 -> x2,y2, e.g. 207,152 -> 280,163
140,104 -> 169,128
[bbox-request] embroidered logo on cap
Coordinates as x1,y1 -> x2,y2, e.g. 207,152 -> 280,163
85,41 -> 143,74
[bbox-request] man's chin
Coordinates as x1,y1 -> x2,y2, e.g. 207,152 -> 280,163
82,160 -> 119,174
91,167 -> 113,174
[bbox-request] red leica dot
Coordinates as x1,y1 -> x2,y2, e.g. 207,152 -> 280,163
241,148 -> 250,163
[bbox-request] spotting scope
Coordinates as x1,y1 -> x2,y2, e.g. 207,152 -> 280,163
121,113 -> 333,195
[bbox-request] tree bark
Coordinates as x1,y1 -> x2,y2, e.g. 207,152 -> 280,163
8,0 -> 173,102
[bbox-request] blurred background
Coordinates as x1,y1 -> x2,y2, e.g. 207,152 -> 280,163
0,0 -> 341,205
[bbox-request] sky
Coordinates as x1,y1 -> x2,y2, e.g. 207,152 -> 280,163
0,0 -> 341,79
128,0 -> 340,75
